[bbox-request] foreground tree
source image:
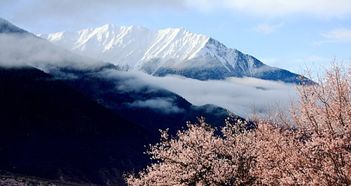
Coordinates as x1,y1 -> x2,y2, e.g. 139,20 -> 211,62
126,119 -> 257,186
291,66 -> 351,185
126,65 -> 351,185
250,65 -> 350,185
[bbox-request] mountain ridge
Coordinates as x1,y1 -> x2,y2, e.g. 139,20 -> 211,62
39,24 -> 310,83
0,18 -> 28,34
0,19 -> 232,184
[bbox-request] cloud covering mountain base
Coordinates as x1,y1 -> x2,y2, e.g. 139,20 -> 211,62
103,70 -> 298,117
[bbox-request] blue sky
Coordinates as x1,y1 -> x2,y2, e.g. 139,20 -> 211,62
1,0 -> 350,74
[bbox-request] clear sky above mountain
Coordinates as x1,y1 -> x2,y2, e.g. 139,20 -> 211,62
1,0 -> 350,74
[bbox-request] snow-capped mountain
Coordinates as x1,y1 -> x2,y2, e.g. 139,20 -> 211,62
39,24 -> 307,83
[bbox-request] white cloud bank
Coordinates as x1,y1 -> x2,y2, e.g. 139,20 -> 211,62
127,98 -> 185,114
104,70 -> 298,118
0,33 -> 299,118
0,33 -> 101,69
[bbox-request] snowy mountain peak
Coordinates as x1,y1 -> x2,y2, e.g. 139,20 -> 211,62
40,25 -> 211,68
40,24 -> 308,83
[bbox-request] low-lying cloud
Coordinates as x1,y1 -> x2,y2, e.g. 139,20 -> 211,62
127,98 -> 185,114
0,33 -> 101,69
0,33 -> 299,118
103,70 -> 298,118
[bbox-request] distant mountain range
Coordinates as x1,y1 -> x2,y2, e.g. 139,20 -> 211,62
39,24 -> 310,83
0,18 -> 233,185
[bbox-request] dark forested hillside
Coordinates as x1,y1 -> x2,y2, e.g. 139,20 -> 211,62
0,67 -> 150,185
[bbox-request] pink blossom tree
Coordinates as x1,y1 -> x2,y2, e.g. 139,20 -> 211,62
126,65 -> 351,185
290,65 -> 351,185
248,65 -> 351,185
126,118 -> 257,186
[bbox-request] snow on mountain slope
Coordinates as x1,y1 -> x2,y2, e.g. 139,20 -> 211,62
39,25 -> 208,67
39,25 -> 309,83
